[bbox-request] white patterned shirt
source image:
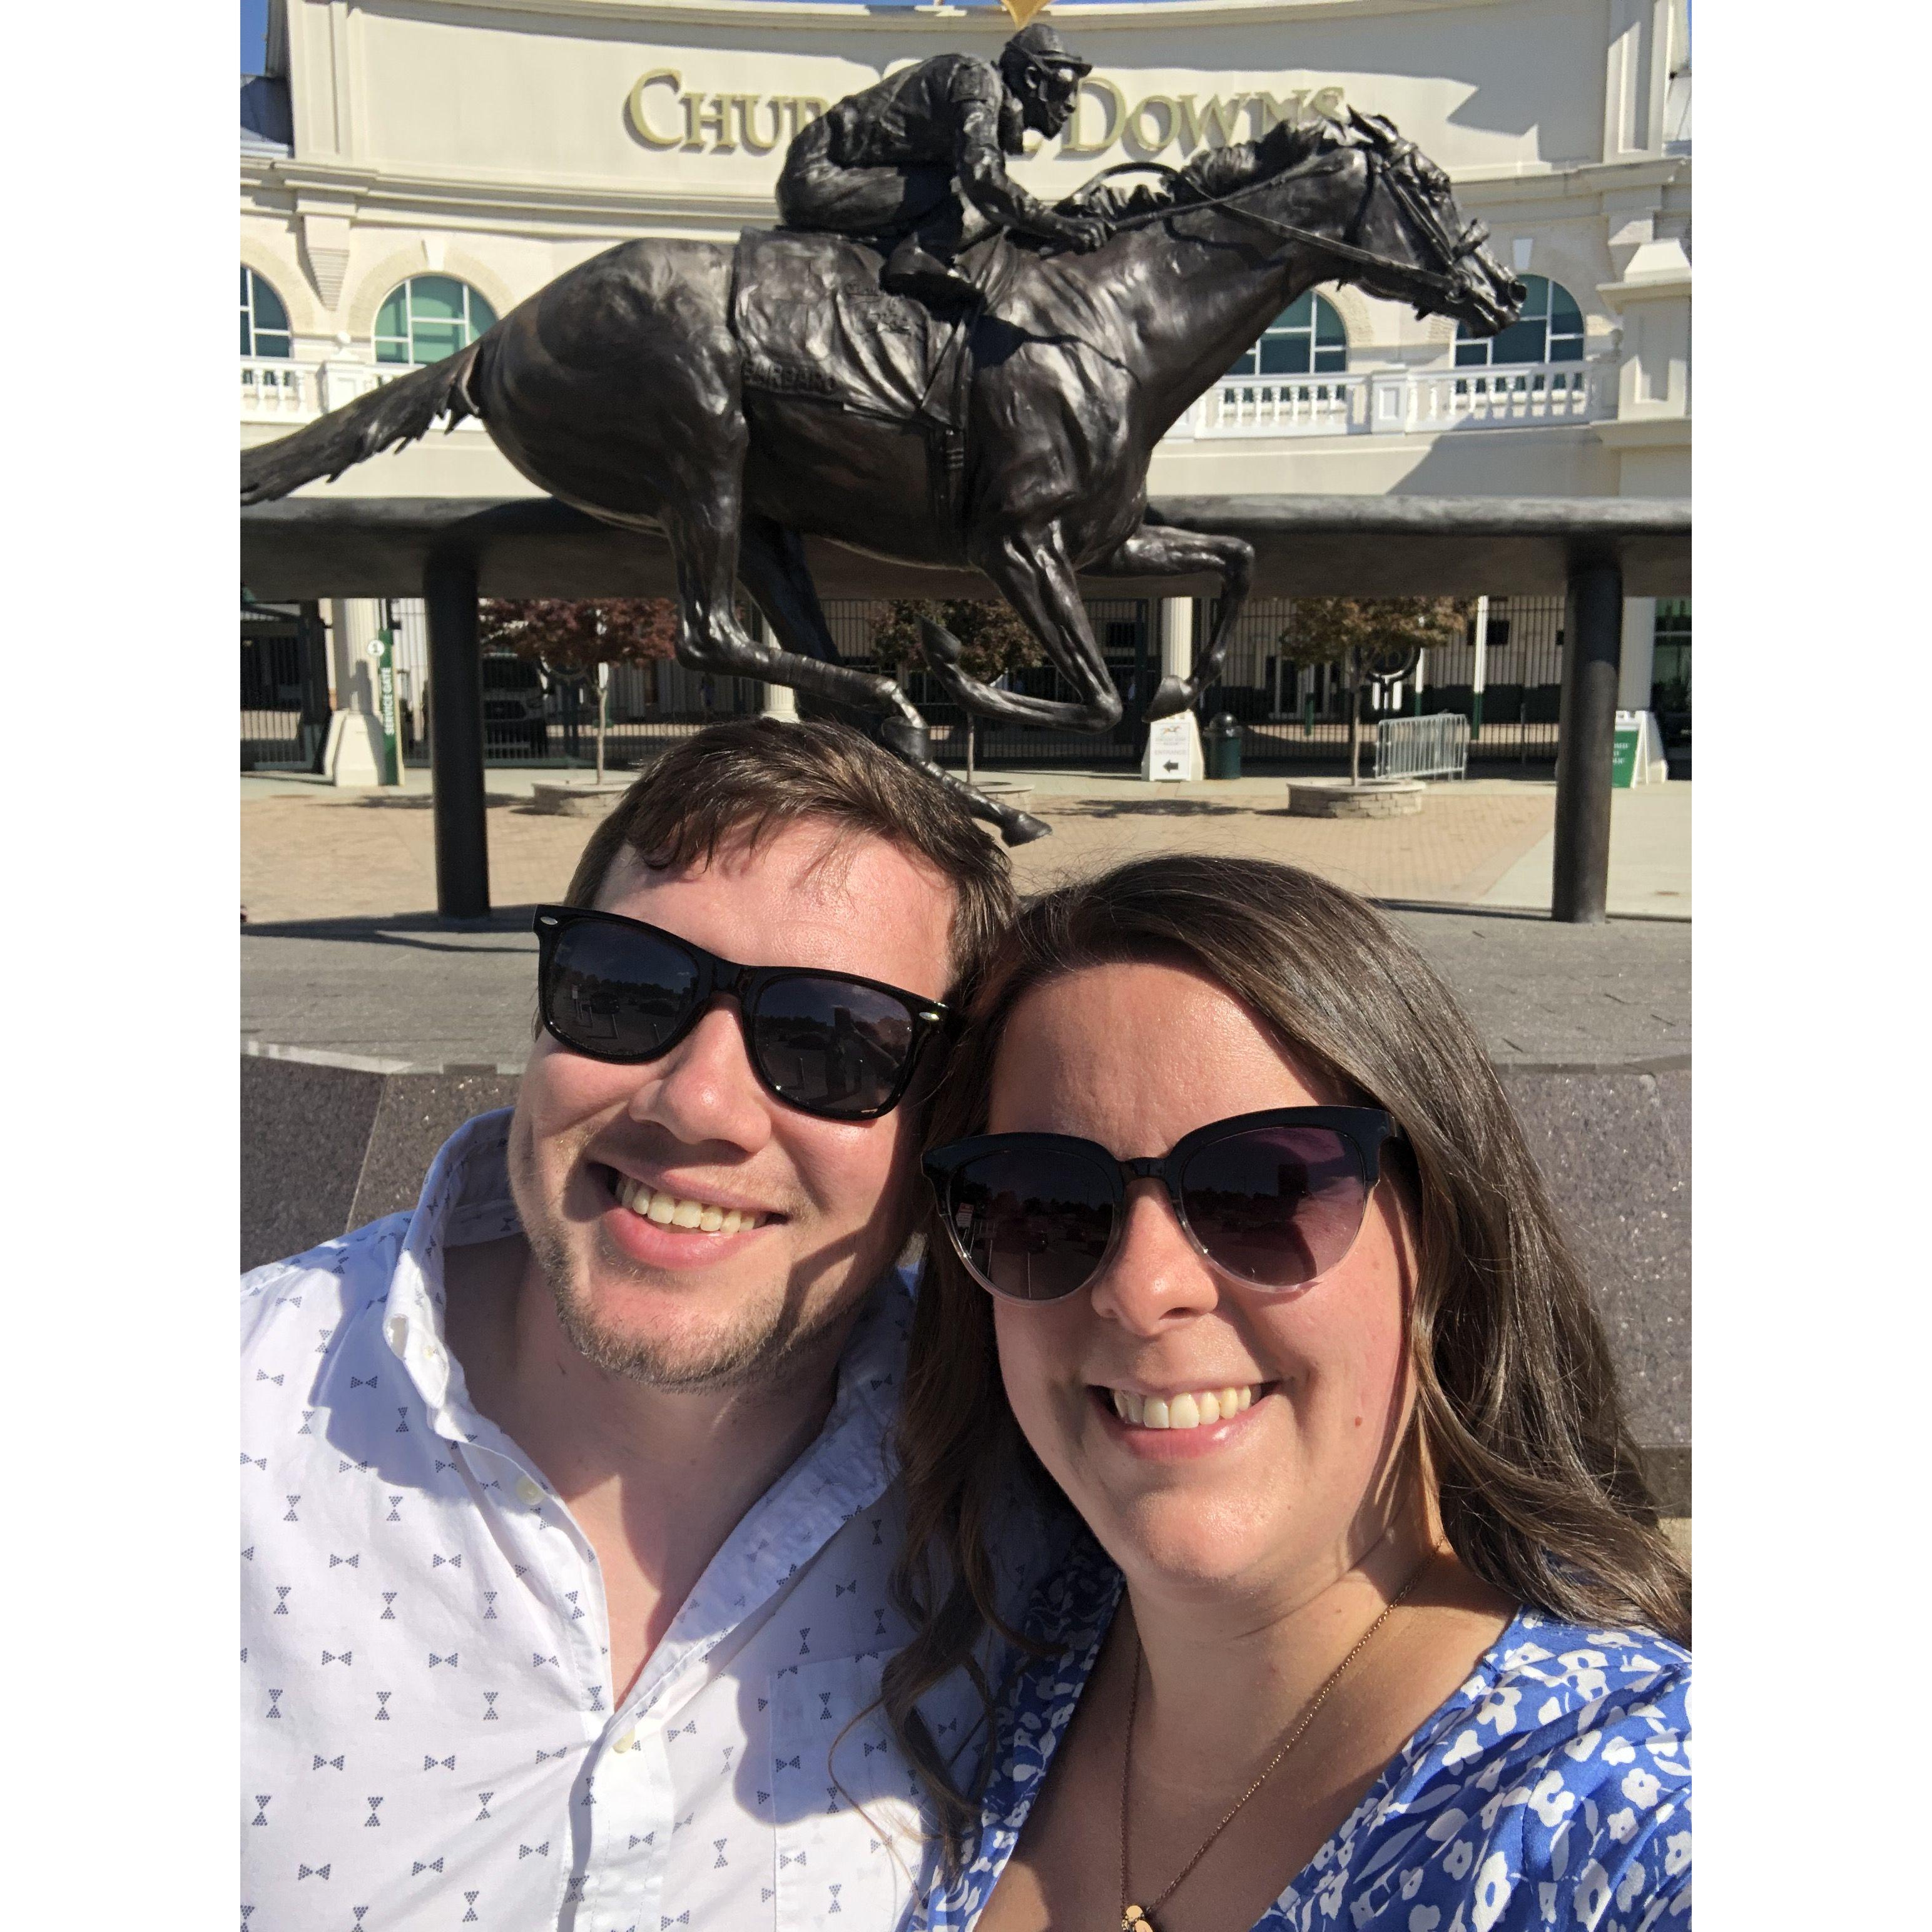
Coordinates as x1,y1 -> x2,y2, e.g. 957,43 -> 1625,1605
242,1109 -> 1057,1931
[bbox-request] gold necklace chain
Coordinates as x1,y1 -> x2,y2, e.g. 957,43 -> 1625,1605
1116,1562 -> 1429,1932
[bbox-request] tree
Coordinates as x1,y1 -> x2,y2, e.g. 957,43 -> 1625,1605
869,599 -> 1043,682
478,598 -> 680,781
871,600 -> 1046,781
1278,596 -> 1472,785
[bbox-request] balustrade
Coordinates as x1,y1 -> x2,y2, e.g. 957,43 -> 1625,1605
1172,358 -> 1609,442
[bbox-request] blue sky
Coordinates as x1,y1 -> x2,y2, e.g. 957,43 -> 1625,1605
242,0 -> 268,74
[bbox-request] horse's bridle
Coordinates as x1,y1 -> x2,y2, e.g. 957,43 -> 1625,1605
1097,131 -> 1490,307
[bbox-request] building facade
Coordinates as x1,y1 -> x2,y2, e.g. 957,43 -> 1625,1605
240,0 -> 1690,772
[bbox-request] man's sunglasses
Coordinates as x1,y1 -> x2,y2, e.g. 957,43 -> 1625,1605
533,905 -> 950,1122
923,1107 -> 1398,1304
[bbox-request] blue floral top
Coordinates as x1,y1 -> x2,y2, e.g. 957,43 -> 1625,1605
918,1537 -> 1690,1932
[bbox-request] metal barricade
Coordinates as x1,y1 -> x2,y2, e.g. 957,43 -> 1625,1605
1373,714 -> 1470,781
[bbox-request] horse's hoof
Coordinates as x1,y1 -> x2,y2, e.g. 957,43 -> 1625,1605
1142,675 -> 1196,721
1001,812 -> 1052,847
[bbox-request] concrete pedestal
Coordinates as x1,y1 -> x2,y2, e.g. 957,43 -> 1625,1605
528,781 -> 633,817
1286,778 -> 1425,819
323,708 -> 384,786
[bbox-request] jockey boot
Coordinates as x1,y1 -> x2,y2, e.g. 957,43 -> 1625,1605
882,236 -> 979,307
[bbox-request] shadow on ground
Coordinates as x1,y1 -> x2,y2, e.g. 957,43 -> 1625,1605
242,908 -> 540,952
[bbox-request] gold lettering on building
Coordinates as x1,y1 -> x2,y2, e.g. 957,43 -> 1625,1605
627,69 -> 686,150
628,69 -> 1344,162
1060,75 -> 1127,156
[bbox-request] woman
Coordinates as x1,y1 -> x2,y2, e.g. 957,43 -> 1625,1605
887,854 -> 1689,1932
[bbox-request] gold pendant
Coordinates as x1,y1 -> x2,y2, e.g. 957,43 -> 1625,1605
1122,1909 -> 1156,1932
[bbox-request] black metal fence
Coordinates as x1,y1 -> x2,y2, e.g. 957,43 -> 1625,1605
243,592 -> 1580,779
1200,596 -> 1567,774
241,601 -> 330,771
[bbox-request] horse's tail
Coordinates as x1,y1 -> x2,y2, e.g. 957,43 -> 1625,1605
239,337 -> 489,503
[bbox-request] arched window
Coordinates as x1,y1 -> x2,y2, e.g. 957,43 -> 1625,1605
1228,292 -> 1347,377
241,266 -> 292,358
1455,274 -> 1584,367
374,276 -> 499,365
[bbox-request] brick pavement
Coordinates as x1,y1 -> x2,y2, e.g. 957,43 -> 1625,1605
243,774 -> 1682,925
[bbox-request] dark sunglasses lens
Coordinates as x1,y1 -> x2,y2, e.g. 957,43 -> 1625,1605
750,978 -> 918,1117
1180,1127 -> 1369,1289
546,920 -> 698,1059
943,1150 -> 1114,1303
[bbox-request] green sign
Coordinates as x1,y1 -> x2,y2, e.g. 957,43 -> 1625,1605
1610,723 -> 1641,788
370,629 -> 401,786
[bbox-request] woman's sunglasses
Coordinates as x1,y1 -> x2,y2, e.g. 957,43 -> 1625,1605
533,905 -> 950,1122
923,1107 -> 1398,1303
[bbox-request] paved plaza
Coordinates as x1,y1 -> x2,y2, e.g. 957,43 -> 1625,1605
242,766 -> 1689,1072
242,768 -> 1690,928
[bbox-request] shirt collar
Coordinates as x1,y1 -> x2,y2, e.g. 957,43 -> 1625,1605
380,1107 -> 522,1434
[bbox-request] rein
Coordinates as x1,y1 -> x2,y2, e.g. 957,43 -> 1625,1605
1090,149 -> 1468,300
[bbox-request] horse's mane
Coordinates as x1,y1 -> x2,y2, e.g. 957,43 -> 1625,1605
1069,115 -> 1345,224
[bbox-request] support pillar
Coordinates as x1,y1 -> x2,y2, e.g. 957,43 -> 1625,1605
1470,594 -> 1489,740
756,613 -> 798,718
1619,596 -> 1657,712
424,554 -> 490,920
1552,559 -> 1624,925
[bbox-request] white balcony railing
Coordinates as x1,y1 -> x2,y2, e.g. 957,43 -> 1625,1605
243,353 -> 1610,445
1202,372 -> 1368,437
1171,359 -> 1611,442
1399,362 -> 1604,430
240,358 -> 313,420
239,356 -> 490,430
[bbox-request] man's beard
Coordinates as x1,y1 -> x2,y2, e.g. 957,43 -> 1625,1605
521,1208 -> 875,1395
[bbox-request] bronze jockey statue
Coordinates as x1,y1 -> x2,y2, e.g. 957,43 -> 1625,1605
776,22 -> 1107,305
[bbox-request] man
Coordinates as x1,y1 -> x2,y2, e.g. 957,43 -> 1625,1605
242,720 -> 1059,1928
776,21 -> 1109,305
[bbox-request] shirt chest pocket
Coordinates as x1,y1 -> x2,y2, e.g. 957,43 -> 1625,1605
767,1653 -> 945,1931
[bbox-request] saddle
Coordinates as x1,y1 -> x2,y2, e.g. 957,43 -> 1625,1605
730,228 -> 1014,536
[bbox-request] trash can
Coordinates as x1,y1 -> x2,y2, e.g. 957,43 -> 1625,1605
1204,712 -> 1242,781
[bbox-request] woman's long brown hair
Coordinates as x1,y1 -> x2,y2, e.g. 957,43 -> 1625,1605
884,854 -> 1690,1858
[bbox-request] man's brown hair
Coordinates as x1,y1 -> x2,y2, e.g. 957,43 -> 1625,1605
562,718 -> 1015,998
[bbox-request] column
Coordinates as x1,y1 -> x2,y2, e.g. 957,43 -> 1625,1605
1552,560 -> 1624,925
757,613 -> 798,718
425,554 -> 490,920
1619,596 -> 1657,711
1470,595 -> 1490,740
328,596 -> 384,715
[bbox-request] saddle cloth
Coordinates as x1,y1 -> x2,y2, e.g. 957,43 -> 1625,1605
730,229 -> 1012,534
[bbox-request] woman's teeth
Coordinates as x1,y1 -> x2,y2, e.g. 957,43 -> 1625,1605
614,1175 -> 766,1234
1108,1385 -> 1258,1430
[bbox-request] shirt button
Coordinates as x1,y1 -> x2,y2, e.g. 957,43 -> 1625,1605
612,1729 -> 637,1754
516,1478 -> 544,1507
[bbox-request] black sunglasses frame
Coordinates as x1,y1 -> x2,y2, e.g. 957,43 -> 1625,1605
923,1106 -> 1400,1301
532,904 -> 952,1122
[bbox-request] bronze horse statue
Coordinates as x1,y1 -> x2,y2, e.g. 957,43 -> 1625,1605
241,109 -> 1522,843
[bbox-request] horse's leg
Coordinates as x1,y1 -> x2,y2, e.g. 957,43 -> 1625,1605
736,515 -> 1050,847
733,512 -> 871,734
915,524 -> 1126,734
1089,521 -> 1256,719
665,501 -> 926,741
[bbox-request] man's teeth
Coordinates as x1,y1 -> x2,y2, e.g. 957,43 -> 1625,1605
1108,1385 -> 1259,1430
614,1175 -> 765,1234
